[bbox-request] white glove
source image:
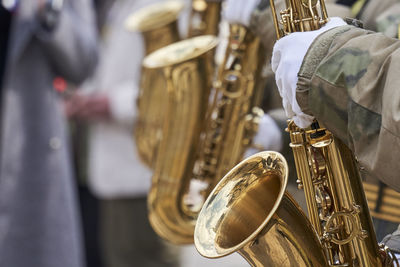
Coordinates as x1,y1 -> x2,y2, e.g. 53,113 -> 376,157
245,114 -> 282,158
223,0 -> 260,27
271,17 -> 347,128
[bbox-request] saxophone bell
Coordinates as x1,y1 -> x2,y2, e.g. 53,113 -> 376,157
194,0 -> 399,266
195,151 -> 329,267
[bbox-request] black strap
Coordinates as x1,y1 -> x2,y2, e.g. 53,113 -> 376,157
336,0 -> 358,7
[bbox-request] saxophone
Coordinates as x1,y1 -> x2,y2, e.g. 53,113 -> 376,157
145,10 -> 268,244
126,0 -> 223,169
194,1 -> 399,266
144,35 -> 219,244
125,1 -> 183,168
193,24 -> 266,200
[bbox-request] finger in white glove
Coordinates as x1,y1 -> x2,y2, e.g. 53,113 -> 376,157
271,17 -> 347,128
223,0 -> 261,27
245,114 -> 282,158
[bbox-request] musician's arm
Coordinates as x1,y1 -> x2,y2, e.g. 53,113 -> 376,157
297,25 -> 400,191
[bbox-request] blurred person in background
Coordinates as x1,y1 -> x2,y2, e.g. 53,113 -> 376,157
0,0 -> 97,267
64,0 -> 179,266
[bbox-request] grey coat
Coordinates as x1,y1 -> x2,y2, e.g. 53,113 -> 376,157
0,1 -> 97,267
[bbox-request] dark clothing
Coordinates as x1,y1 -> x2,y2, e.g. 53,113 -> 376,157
101,198 -> 178,267
336,0 -> 358,7
0,6 -> 12,88
78,186 -> 103,267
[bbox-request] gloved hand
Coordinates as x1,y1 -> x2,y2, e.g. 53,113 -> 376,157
245,113 -> 282,158
223,0 -> 261,27
271,17 -> 347,128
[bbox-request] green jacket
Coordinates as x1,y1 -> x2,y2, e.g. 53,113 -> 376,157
297,24 -> 400,191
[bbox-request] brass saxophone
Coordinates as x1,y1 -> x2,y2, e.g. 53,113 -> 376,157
126,0 -> 222,169
125,1 -> 183,168
144,35 -> 219,244
145,12 -> 268,244
194,1 -> 399,266
188,0 -> 222,36
193,24 -> 266,200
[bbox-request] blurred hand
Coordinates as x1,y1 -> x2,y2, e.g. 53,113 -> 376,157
223,0 -> 260,27
64,93 -> 111,121
271,17 -> 347,128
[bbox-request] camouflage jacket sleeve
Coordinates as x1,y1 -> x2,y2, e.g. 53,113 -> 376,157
296,25 -> 400,191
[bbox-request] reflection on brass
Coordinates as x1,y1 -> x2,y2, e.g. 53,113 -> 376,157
125,1 -> 183,168
195,152 -> 328,266
194,1 -> 399,265
270,0 -> 397,263
127,0 -> 222,169
192,24 -> 267,213
144,13 -> 269,245
144,36 -> 218,244
287,122 -> 397,266
270,0 -> 328,39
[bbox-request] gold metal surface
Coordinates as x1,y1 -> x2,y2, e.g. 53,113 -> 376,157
135,0 -> 230,245
145,35 -> 218,244
125,1 -> 184,35
195,152 -> 329,266
192,24 -> 267,196
289,123 -> 386,266
125,2 -> 182,54
193,1 -> 398,266
269,0 -> 396,263
269,0 -> 329,39
145,17 -> 269,245
126,1 -> 182,168
188,0 -> 222,37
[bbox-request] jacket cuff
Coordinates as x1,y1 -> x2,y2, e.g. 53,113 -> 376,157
296,25 -> 353,116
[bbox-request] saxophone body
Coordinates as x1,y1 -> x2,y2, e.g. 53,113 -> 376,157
127,0 -> 222,169
126,1 -> 183,168
145,12 -> 269,244
145,35 -> 218,244
195,24 -> 266,193
194,0 -> 398,266
288,122 -> 391,266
